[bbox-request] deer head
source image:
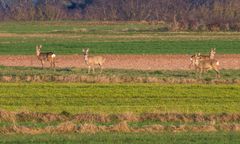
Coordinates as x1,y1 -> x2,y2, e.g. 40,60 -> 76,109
36,45 -> 42,56
193,53 -> 201,65
82,48 -> 89,61
210,48 -> 216,59
82,48 -> 89,55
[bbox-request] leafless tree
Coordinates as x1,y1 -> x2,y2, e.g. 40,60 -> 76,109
1,0 -> 240,31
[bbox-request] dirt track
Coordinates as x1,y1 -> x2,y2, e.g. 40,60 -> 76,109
0,54 -> 240,70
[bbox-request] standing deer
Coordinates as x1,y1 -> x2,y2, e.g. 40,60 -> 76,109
189,48 -> 216,69
82,48 -> 105,74
36,45 -> 56,69
192,53 -> 220,78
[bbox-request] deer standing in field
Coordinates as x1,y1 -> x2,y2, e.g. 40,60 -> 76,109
36,45 -> 56,69
192,53 -> 220,78
82,48 -> 105,74
189,48 -> 216,69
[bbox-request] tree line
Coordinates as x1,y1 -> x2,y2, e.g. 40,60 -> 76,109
1,0 -> 240,31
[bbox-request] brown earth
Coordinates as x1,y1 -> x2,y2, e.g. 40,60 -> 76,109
0,54 -> 240,70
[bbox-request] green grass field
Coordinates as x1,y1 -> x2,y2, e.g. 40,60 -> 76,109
0,133 -> 239,144
1,21 -> 240,55
0,66 -> 240,83
1,21 -> 240,142
0,83 -> 239,113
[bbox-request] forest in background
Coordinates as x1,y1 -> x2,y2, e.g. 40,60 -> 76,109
0,0 -> 240,31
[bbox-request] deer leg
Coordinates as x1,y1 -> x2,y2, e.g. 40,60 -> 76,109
41,60 -> 44,69
50,60 -> 53,68
100,66 -> 103,74
92,67 -> 95,73
213,67 -> 220,78
51,58 -> 55,69
53,59 -> 56,68
189,62 -> 193,69
99,64 -> 103,74
202,69 -> 206,73
51,61 -> 54,69
88,66 -> 91,74
194,67 -> 199,78
195,67 -> 201,78
200,68 -> 204,77
53,61 -> 56,70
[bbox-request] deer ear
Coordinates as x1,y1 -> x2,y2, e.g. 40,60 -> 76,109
82,49 -> 85,52
198,53 -> 201,56
39,45 -> 42,49
86,48 -> 89,52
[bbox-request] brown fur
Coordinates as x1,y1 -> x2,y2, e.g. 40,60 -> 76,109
36,45 -> 56,69
192,53 -> 220,78
190,48 -> 216,69
82,48 -> 105,74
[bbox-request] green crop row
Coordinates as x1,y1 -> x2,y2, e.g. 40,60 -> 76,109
0,132 -> 239,144
0,83 -> 239,114
1,38 -> 240,55
1,22 -> 240,55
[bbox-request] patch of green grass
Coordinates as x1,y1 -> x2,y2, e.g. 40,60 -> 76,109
1,119 -> 228,128
1,22 -> 240,54
0,83 -> 239,114
0,132 -> 239,144
1,38 -> 240,55
0,66 -> 240,83
0,21 -> 159,34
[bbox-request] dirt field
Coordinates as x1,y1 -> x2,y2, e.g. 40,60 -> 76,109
0,54 -> 240,70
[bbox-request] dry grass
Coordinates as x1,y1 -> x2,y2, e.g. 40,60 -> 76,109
73,113 -> 110,123
111,112 -> 139,122
53,122 -> 77,133
1,110 -> 240,135
1,110 -> 240,123
2,75 -> 240,84
190,125 -> 217,132
0,110 -> 16,123
1,122 -> 240,135
110,121 -> 131,132
139,113 -> 240,123
136,124 -> 165,133
79,123 -> 102,133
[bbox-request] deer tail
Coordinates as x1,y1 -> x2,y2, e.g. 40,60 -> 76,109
51,54 -> 56,58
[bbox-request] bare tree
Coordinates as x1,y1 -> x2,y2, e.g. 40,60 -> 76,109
1,0 -> 240,31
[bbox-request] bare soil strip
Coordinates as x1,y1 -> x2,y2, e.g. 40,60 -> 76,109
0,110 -> 240,134
0,54 -> 240,70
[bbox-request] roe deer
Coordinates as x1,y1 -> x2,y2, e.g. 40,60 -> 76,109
82,48 -> 105,74
36,45 -> 56,69
189,48 -> 216,69
193,53 -> 220,78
